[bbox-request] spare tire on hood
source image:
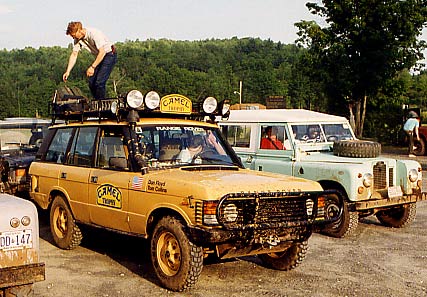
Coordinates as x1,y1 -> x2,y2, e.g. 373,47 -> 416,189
333,140 -> 381,158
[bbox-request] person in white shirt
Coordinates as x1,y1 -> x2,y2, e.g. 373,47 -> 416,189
62,21 -> 117,100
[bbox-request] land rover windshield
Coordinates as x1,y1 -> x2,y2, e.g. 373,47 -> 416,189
291,122 -> 355,151
137,124 -> 238,168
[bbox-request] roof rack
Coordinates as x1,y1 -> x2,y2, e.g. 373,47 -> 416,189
51,89 -> 230,124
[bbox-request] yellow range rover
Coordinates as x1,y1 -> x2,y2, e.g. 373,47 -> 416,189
29,90 -> 343,291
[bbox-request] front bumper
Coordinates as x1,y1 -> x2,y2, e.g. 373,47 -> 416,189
0,263 -> 45,289
352,191 -> 426,211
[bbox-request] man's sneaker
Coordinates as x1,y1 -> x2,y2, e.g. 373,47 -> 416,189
409,154 -> 416,157
413,146 -> 417,150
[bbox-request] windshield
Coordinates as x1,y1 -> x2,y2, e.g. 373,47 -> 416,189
291,123 -> 354,144
136,125 -> 239,168
0,122 -> 50,151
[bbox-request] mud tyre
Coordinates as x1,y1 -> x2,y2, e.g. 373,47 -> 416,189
321,201 -> 359,238
376,203 -> 417,228
414,138 -> 426,156
150,216 -> 203,292
258,241 -> 308,271
50,195 -> 82,250
3,284 -> 33,297
333,140 -> 381,158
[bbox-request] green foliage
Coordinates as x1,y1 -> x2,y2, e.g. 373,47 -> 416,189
296,0 -> 427,137
0,36 -> 427,145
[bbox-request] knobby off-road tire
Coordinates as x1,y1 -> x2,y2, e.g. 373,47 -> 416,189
50,195 -> 82,250
2,284 -> 33,297
414,138 -> 426,156
333,140 -> 381,158
150,216 -> 203,292
258,241 -> 308,271
376,203 -> 417,228
321,201 -> 359,238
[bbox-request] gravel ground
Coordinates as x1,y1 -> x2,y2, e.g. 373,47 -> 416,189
31,145 -> 427,297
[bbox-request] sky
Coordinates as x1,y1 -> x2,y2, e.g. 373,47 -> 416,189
0,0 -> 426,60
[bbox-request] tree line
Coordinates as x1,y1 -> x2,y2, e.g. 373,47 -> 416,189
0,37 -> 426,143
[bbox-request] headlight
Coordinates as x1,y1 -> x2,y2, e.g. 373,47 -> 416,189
21,216 -> 31,226
202,97 -> 218,114
144,91 -> 160,110
409,168 -> 419,182
10,217 -> 20,228
363,173 -> 373,187
126,90 -> 144,109
221,203 -> 238,222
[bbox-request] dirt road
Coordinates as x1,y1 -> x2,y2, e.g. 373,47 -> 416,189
32,198 -> 427,297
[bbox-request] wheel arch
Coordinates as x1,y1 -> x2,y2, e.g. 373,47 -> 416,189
318,180 -> 349,201
146,207 -> 188,238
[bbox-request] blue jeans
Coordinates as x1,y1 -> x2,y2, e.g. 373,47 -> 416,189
89,51 -> 117,99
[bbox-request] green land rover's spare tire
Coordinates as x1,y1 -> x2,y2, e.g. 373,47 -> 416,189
333,140 -> 381,158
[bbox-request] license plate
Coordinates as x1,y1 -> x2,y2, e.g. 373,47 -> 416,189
0,230 -> 33,251
388,186 -> 403,198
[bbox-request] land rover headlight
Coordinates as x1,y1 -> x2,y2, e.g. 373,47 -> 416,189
409,169 -> 419,182
126,90 -> 144,109
363,173 -> 373,187
203,97 -> 218,114
221,203 -> 238,222
144,91 -> 160,110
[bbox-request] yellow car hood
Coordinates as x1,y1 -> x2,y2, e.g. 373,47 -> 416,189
139,167 -> 323,200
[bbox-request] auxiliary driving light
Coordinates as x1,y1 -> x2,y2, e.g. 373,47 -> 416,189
126,90 -> 144,109
144,91 -> 160,110
202,97 -> 218,114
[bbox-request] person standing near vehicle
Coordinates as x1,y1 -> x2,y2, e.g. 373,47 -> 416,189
62,21 -> 117,100
403,111 -> 420,157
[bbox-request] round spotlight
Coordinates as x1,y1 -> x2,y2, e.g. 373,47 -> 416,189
10,217 -> 20,228
144,91 -> 160,110
126,90 -> 144,109
203,97 -> 218,114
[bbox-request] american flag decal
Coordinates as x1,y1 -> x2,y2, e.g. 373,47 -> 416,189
131,176 -> 143,190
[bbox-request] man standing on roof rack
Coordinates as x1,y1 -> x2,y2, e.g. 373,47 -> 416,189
62,21 -> 117,100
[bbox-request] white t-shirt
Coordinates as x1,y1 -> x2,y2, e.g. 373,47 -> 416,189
73,27 -> 113,55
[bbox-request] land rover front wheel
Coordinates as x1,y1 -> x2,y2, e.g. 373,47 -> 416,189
376,203 -> 416,228
50,195 -> 82,250
258,241 -> 308,271
150,216 -> 203,292
321,201 -> 359,238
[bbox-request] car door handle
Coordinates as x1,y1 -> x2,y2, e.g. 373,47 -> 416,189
245,155 -> 253,163
90,176 -> 98,183
60,172 -> 67,179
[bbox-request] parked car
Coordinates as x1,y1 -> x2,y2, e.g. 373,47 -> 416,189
28,90 -> 343,291
219,109 -> 425,238
0,117 -> 52,196
0,193 -> 45,295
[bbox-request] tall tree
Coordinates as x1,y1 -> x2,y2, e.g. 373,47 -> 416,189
295,0 -> 427,137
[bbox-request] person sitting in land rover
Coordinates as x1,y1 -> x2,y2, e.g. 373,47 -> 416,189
219,108 -> 425,238
29,89 -> 343,292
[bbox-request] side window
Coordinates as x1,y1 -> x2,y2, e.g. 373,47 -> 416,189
260,125 -> 289,150
67,127 -> 98,167
45,128 -> 73,163
221,125 -> 251,148
96,126 -> 128,170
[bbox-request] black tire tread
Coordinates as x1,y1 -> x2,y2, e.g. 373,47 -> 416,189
333,140 -> 381,158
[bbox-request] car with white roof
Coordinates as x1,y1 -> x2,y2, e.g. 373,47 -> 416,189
219,108 -> 425,237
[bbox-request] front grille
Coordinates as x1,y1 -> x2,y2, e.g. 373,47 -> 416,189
373,161 -> 387,190
217,192 -> 314,230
